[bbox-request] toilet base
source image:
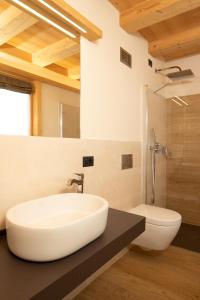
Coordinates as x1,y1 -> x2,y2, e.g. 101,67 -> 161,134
131,222 -> 181,251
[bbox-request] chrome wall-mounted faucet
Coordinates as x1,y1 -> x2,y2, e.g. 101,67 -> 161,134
68,173 -> 84,193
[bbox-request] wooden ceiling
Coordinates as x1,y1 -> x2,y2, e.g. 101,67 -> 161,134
109,0 -> 200,61
0,0 -> 102,91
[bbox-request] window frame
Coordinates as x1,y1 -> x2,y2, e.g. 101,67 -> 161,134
31,81 -> 41,136
0,75 -> 41,136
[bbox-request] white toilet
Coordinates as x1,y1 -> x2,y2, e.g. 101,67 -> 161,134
129,204 -> 182,251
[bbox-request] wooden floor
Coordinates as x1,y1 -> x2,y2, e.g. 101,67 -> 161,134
74,246 -> 200,300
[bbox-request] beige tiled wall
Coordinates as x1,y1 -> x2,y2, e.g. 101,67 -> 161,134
0,136 -> 141,229
167,94 -> 200,225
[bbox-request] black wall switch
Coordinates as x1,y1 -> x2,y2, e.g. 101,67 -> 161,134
83,156 -> 94,167
148,59 -> 153,67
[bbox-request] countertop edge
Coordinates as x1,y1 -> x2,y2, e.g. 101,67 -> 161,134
32,214 -> 145,300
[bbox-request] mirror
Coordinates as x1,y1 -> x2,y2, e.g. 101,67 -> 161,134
0,78 -> 80,139
0,0 -> 81,139
40,83 -> 80,138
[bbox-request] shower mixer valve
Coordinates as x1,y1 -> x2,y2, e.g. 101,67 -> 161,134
150,143 -> 168,158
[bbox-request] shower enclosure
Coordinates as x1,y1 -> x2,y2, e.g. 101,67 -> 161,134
145,88 -> 168,208
145,85 -> 200,227
149,128 -> 168,204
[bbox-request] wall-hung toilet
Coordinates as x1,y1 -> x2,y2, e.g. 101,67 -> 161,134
129,204 -> 182,251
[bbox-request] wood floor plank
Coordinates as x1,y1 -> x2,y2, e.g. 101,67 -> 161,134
74,246 -> 200,300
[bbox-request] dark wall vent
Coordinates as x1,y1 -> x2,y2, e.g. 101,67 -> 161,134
120,47 -> 132,68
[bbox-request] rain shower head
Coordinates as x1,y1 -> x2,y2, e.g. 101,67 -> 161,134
155,66 -> 194,81
167,69 -> 194,80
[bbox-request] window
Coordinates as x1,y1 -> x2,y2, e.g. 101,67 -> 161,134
0,89 -> 31,136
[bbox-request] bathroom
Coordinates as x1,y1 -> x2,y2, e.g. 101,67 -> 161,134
0,0 -> 199,299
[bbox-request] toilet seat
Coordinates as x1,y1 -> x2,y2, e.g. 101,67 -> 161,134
129,204 -> 181,227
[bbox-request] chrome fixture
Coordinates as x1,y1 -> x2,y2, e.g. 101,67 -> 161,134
68,173 -> 84,193
149,129 -> 168,204
150,142 -> 168,157
153,66 -> 195,94
155,66 -> 194,81
153,83 -> 170,94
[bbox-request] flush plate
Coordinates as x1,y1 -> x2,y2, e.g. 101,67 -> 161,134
121,154 -> 133,170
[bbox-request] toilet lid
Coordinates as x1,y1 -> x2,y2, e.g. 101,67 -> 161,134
129,204 -> 182,226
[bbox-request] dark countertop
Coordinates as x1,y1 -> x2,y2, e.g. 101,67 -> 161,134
0,208 -> 145,300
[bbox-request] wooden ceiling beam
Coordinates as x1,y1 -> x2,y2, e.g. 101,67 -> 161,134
32,38 -> 80,67
0,5 -> 37,46
0,44 -> 32,62
0,51 -> 80,92
108,0 -> 132,12
149,25 -> 200,60
68,66 -> 80,80
120,0 -> 200,32
46,64 -> 68,76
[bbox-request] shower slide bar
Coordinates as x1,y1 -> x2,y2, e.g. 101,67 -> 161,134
149,129 -> 168,204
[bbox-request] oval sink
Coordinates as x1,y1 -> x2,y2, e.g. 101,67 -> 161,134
6,193 -> 109,262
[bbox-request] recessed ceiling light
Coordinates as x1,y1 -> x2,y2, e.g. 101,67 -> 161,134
171,98 -> 183,107
174,95 -> 189,106
38,0 -> 87,34
11,0 -> 76,39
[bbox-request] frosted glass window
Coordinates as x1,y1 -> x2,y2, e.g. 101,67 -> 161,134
0,89 -> 30,136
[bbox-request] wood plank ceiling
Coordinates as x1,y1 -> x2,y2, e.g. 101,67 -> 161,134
0,0 -> 102,91
109,0 -> 200,61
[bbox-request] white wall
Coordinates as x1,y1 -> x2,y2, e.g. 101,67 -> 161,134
41,84 -> 80,137
66,0 -> 164,142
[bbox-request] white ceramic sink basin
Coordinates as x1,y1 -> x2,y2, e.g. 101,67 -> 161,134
6,193 -> 109,262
